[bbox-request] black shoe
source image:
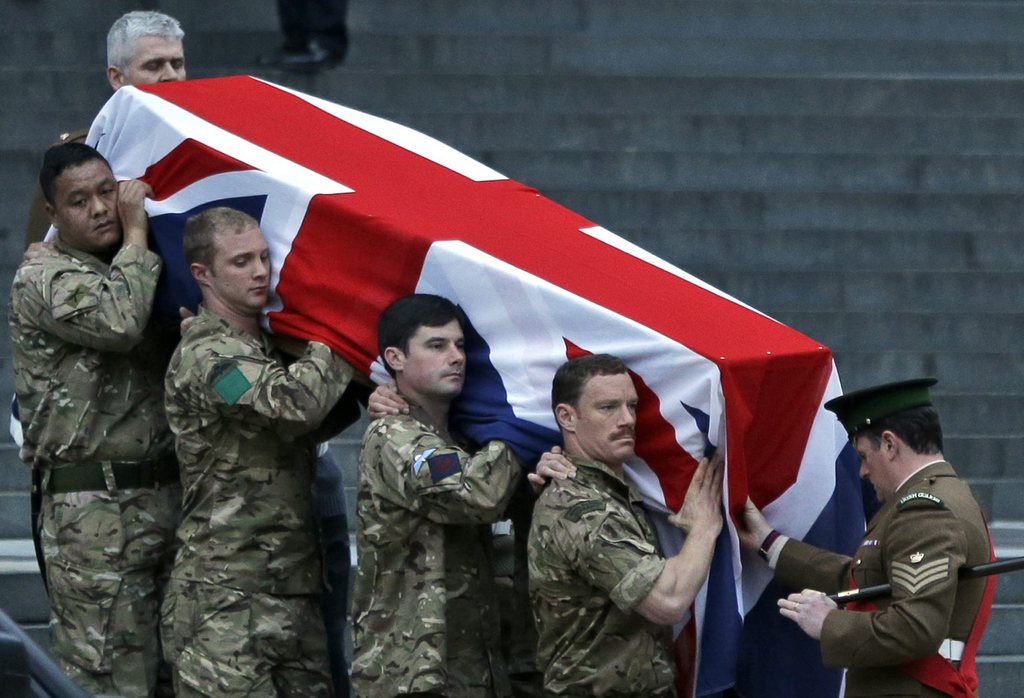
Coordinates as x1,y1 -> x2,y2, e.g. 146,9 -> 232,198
260,41 -> 343,73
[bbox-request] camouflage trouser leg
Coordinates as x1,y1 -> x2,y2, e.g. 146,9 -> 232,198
41,484 -> 181,696
161,580 -> 331,697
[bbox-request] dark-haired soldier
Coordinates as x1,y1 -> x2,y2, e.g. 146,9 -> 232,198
739,378 -> 994,698
351,294 -> 534,698
9,142 -> 180,695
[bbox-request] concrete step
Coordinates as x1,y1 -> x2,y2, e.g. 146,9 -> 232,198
547,189 -> 1024,235
0,539 -> 47,624
776,312 -> 1024,353
348,0 -> 1024,42
11,71 -> 1024,119
696,269 -> 1024,313
482,150 -> 1024,195
382,112 -> 1024,157
827,352 -> 1024,395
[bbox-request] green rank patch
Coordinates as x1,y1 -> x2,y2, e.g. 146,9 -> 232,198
213,363 -> 252,405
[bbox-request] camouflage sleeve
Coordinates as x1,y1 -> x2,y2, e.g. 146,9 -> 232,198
368,421 -> 521,524
821,502 -> 966,667
543,502 -> 665,612
13,245 -> 161,352
201,340 -> 355,438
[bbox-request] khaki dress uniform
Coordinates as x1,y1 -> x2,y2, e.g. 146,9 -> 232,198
775,461 -> 991,697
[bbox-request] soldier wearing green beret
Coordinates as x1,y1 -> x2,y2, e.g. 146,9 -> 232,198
739,378 -> 994,698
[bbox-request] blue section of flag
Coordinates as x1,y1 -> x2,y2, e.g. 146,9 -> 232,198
729,443 -> 862,698
450,314 -> 561,465
681,400 -> 717,458
147,195 -> 268,326
696,528 -> 744,695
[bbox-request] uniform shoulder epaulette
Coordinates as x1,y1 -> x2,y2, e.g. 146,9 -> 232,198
566,499 -> 606,522
896,492 -> 945,510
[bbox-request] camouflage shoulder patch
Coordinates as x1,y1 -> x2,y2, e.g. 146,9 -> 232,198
211,361 -> 252,405
426,451 -> 462,483
566,499 -> 606,522
896,492 -> 945,510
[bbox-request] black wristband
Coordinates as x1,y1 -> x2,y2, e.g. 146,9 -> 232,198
758,529 -> 781,562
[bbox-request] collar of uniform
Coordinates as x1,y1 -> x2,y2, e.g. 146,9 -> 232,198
404,402 -> 456,444
53,236 -> 110,270
895,460 -> 955,498
565,454 -> 637,500
191,305 -> 272,353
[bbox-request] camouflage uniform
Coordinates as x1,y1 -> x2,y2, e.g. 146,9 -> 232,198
350,405 -> 521,698
161,309 -> 354,697
528,455 -> 675,698
9,238 -> 181,696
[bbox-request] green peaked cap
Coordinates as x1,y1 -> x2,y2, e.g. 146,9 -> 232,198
824,378 -> 937,436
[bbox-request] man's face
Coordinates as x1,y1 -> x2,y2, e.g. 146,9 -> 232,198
108,36 -> 186,89
853,434 -> 897,502
561,372 -> 638,466
202,225 -> 270,318
388,320 -> 465,404
47,159 -> 121,255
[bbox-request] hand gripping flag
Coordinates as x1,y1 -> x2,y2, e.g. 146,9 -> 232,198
86,75 -> 863,697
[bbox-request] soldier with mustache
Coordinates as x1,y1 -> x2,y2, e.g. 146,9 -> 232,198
528,353 -> 724,697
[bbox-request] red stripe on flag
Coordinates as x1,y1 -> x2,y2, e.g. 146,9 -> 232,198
141,138 -> 254,200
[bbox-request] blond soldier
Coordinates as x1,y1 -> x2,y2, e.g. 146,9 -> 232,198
160,207 -> 357,696
528,354 -> 723,697
351,294 -> 526,698
739,378 -> 994,697
10,142 -> 180,695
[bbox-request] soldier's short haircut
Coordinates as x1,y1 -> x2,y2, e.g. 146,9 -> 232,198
551,354 -> 629,411
107,10 -> 184,71
39,142 -> 113,206
183,207 -> 260,267
857,405 -> 944,455
377,294 -> 466,377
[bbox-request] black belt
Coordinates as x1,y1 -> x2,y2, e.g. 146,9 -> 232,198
46,455 -> 179,494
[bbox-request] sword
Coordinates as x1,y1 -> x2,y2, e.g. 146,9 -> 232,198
828,556 -> 1024,605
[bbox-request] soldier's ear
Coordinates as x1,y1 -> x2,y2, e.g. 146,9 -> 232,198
190,262 -> 210,286
555,403 -> 576,433
383,346 -> 405,374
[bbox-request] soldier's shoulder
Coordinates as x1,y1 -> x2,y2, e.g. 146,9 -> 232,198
895,490 -> 947,512
536,477 -> 609,524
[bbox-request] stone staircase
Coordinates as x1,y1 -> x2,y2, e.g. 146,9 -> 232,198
3,0 -> 1024,692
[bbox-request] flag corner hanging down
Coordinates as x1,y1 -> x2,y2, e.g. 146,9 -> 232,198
87,75 -> 863,698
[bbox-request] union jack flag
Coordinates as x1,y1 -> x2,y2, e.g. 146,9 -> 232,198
87,75 -> 863,697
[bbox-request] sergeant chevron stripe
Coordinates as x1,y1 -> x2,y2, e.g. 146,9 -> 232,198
891,557 -> 950,595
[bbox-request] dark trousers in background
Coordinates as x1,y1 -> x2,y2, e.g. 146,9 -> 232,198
277,0 -> 350,59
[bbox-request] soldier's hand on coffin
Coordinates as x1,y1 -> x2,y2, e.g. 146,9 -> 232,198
528,445 -> 576,494
737,497 -> 773,552
368,381 -> 408,417
117,179 -> 153,249
669,454 -> 723,535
